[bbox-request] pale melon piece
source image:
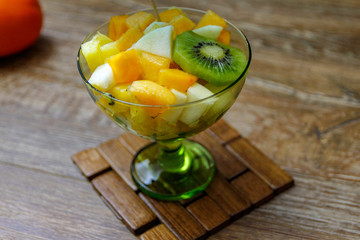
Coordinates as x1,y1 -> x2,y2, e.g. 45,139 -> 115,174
144,21 -> 169,34
179,83 -> 216,126
159,89 -> 187,123
88,63 -> 115,91
193,25 -> 223,40
132,25 -> 174,59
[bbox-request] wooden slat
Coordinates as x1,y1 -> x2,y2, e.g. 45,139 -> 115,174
186,196 -> 230,233
71,147 -> 110,179
140,224 -> 177,240
91,171 -> 157,234
206,172 -> 251,218
207,119 -> 241,144
231,171 -> 274,207
193,131 -> 247,180
140,193 -> 207,240
119,133 -> 151,155
97,139 -> 137,191
227,138 -> 294,192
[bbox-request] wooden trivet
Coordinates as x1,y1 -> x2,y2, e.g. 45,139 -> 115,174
72,119 -> 294,240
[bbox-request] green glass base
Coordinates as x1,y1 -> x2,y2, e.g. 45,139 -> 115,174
131,139 -> 215,201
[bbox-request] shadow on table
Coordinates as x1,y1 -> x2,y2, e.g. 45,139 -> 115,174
0,35 -> 54,70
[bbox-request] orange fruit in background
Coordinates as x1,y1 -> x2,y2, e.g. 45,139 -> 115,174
0,0 -> 43,57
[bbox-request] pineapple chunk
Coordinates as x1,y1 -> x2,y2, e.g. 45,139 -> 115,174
100,41 -> 120,61
81,32 -> 113,72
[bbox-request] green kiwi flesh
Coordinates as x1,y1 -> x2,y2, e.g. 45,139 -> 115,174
173,31 -> 247,87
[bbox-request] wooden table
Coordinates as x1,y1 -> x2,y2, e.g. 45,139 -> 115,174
1,0 -> 359,239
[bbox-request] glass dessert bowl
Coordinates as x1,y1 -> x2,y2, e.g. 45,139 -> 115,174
77,7 -> 251,200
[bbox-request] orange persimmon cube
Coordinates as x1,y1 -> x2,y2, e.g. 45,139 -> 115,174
129,80 -> 176,116
218,29 -> 231,44
169,15 -> 196,36
195,10 -> 227,29
114,24 -> 143,51
108,15 -> 129,40
158,69 -> 198,92
159,8 -> 184,23
126,11 -> 155,31
107,49 -> 143,84
139,51 -> 171,81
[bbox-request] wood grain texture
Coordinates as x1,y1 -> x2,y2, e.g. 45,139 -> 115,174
92,171 -> 157,234
0,0 -> 359,239
206,172 -> 252,218
140,193 -> 207,240
72,147 -> 110,179
228,138 -> 294,192
231,171 -> 274,207
186,196 -> 231,233
193,131 -> 247,180
97,139 -> 137,191
139,224 -> 177,240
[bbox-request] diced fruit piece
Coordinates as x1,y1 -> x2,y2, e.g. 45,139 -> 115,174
144,21 -> 169,34
126,11 -> 155,31
195,10 -> 227,29
158,69 -> 197,92
159,8 -> 184,23
173,31 -> 247,86
108,15 -> 129,40
115,24 -> 143,52
139,51 -> 171,81
132,25 -> 174,59
88,63 -> 115,91
81,32 -> 112,72
81,39 -> 103,72
130,106 -> 156,136
159,89 -> 187,123
109,84 -> 134,113
218,29 -> 231,44
169,15 -> 195,36
129,80 -> 176,116
107,49 -> 143,84
100,41 -> 120,61
179,83 -> 216,125
193,25 -> 223,40
92,32 -> 113,46
110,84 -> 132,102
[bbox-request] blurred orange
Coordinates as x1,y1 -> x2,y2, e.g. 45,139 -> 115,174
0,0 -> 42,57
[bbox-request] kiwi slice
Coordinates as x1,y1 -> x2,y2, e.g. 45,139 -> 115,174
173,31 -> 247,87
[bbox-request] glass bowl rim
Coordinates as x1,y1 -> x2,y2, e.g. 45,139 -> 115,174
77,7 -> 252,108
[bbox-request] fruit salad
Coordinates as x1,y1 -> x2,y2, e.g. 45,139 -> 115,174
80,8 -> 248,140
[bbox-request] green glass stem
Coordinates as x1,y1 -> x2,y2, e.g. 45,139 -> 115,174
157,139 -> 191,174
131,139 -> 215,201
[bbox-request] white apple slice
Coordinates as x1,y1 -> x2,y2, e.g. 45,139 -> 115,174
132,25 -> 174,59
88,63 -> 114,91
193,25 -> 223,40
159,89 -> 187,123
179,83 -> 217,126
144,21 -> 169,34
